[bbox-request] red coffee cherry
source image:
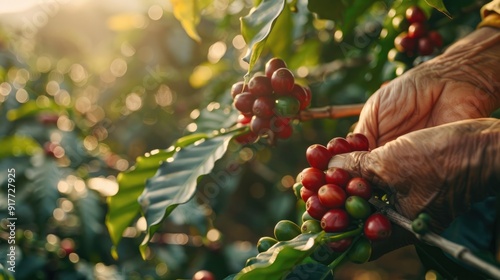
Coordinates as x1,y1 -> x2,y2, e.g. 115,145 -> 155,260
231,81 -> 248,99
418,37 -> 434,56
405,5 -> 426,24
364,213 -> 392,241
271,68 -> 295,94
290,84 -> 311,110
248,75 -> 273,96
300,185 -> 316,202
300,167 -> 326,192
270,116 -> 293,139
250,116 -> 271,135
428,31 -> 443,48
408,22 -> 426,39
321,209 -> 350,233
317,184 -> 346,209
192,270 -> 215,280
325,167 -> 351,188
252,96 -> 276,119
306,195 -> 329,220
306,144 -> 332,170
394,32 -> 416,55
237,114 -> 252,125
345,177 -> 372,200
327,137 -> 352,156
346,133 -> 370,151
328,237 -> 353,253
265,57 -> 287,79
233,92 -> 256,115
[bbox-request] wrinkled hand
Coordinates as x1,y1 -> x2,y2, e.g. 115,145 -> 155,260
356,27 -> 500,149
331,118 -> 500,232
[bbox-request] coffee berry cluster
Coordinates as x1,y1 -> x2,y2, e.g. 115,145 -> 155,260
390,5 -> 443,61
252,133 -> 393,268
232,58 -> 311,144
298,133 -> 391,242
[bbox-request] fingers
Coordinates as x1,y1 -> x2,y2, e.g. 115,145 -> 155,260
328,150 -> 392,194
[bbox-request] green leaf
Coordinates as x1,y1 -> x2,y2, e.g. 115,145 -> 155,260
265,2 -> 293,60
240,0 -> 286,74
74,190 -> 105,258
105,148 -> 174,257
170,0 -> 211,43
307,0 -> 346,21
106,132 -> 210,257
138,134 -> 234,258
234,232 -> 324,280
0,135 -> 41,158
194,105 -> 239,134
6,100 -> 60,121
24,159 -> 61,230
424,0 -> 451,18
307,0 -> 376,34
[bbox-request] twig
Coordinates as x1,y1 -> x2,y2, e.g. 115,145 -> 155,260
369,197 -> 500,280
298,104 -> 365,121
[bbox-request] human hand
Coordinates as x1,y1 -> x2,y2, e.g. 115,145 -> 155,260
330,118 -> 500,232
356,27 -> 500,149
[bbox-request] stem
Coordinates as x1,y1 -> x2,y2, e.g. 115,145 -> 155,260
369,197 -> 500,280
298,104 -> 364,122
323,227 -> 363,243
213,125 -> 248,137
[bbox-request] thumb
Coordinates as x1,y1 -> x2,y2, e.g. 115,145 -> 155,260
328,151 -> 391,194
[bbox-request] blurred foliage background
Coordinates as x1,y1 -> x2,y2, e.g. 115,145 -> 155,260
0,0 -> 488,279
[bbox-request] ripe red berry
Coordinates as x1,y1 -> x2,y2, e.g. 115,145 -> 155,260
306,195 -> 329,220
265,57 -> 287,79
300,185 -> 315,202
233,92 -> 256,115
248,75 -> 273,96
300,167 -> 326,192
327,137 -> 352,156
270,116 -> 293,139
345,177 -> 372,200
346,133 -> 370,151
428,31 -> 443,48
192,270 -> 215,280
234,131 -> 258,145
37,113 -> 59,125
321,209 -> 350,233
290,84 -> 311,110
364,213 -> 392,241
328,237 -> 353,252
317,184 -> 346,209
394,32 -> 416,55
306,144 -> 332,170
250,116 -> 271,135
237,114 -> 252,125
252,96 -> 276,119
405,5 -> 426,24
271,68 -> 295,94
325,167 -> 351,188
231,81 -> 248,99
408,22 -> 426,39
418,37 -> 434,56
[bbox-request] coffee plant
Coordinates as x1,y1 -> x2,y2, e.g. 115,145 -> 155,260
1,0 -> 499,279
